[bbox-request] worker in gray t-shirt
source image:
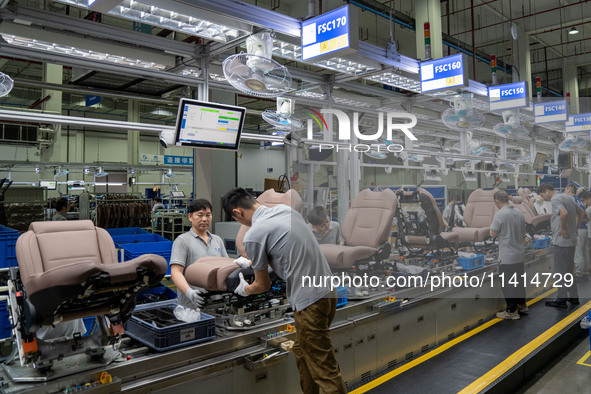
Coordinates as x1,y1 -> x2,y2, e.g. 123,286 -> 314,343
538,183 -> 585,308
307,206 -> 343,245
490,190 -> 526,320
222,188 -> 346,394
170,199 -> 228,309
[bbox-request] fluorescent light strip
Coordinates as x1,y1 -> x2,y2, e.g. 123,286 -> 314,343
178,67 -> 201,78
53,0 -> 248,43
2,34 -> 166,70
365,72 -> 422,93
333,97 -> 373,109
293,91 -> 325,99
272,39 -> 376,75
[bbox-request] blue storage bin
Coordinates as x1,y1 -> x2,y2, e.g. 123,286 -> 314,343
0,300 -> 12,339
137,284 -> 177,304
111,233 -> 168,246
83,316 -> 96,337
125,300 -> 215,352
105,227 -> 150,236
457,254 -> 485,270
121,241 -> 173,276
336,286 -> 348,308
531,237 -> 551,249
0,225 -> 19,269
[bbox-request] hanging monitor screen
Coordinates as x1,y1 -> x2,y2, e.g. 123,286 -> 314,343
533,152 -> 547,172
174,99 -> 246,151
39,180 -> 56,190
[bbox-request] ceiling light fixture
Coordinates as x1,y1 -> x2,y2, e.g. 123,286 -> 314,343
1,34 -> 167,71
569,26 -> 579,35
53,0 -> 248,43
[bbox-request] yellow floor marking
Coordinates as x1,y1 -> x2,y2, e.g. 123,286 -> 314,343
576,350 -> 591,367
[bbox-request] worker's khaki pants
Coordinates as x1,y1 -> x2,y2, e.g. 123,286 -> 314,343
293,296 -> 347,394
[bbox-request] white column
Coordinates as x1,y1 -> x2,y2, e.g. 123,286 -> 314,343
127,100 -> 140,193
514,27 -> 532,97
415,0 -> 443,60
563,60 -> 580,114
40,64 -> 64,164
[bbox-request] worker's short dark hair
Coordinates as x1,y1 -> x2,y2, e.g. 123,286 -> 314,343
154,197 -> 161,203
55,198 -> 69,212
493,190 -> 509,204
222,188 -> 256,219
189,199 -> 212,214
308,206 -> 329,226
565,183 -> 577,194
454,195 -> 462,202
537,183 -> 554,194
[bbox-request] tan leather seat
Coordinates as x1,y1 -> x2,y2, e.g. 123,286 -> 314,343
320,189 -> 396,269
16,220 -> 167,326
452,189 -> 499,242
516,187 -> 551,231
397,187 -> 459,248
186,189 -> 301,291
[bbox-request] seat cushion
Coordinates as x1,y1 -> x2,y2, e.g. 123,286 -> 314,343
452,227 -> 491,242
440,232 -> 460,244
185,256 -> 239,291
319,244 -> 376,269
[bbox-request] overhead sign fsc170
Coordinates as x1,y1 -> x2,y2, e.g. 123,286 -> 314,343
301,5 -> 358,62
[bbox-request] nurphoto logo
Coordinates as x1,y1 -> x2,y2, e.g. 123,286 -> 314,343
305,108 -> 418,153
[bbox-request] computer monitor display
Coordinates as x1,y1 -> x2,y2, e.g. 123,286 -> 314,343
533,152 -> 547,172
39,180 -> 56,190
171,191 -> 185,198
558,152 -> 573,169
174,98 -> 246,151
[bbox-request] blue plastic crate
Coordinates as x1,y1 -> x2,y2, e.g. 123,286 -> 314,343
137,284 -> 177,304
125,300 -> 215,352
105,227 -> 150,236
531,237 -> 551,249
0,225 -> 19,269
336,286 -> 348,308
112,233 -> 169,246
121,241 -> 173,275
0,300 -> 11,339
457,254 -> 485,270
83,316 -> 96,337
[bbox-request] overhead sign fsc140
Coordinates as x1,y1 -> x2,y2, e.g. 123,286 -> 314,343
534,100 -> 567,124
301,5 -> 358,62
488,81 -> 527,111
420,54 -> 466,93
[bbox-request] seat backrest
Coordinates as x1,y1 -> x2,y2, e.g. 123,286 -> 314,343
510,195 -> 533,224
257,188 -> 302,212
463,189 -> 499,228
17,220 -> 118,287
236,189 -> 302,257
517,187 -> 540,217
397,187 -> 443,235
342,189 -> 397,248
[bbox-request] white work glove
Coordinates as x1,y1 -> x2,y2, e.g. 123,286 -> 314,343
234,272 -> 249,297
185,287 -> 207,309
233,256 -> 251,269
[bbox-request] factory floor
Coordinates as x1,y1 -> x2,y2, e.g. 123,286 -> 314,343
521,335 -> 591,394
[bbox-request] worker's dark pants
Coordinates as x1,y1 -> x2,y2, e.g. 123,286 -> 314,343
292,295 -> 347,394
499,263 -> 526,312
554,245 -> 579,301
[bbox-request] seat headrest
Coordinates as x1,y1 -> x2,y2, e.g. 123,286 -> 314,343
257,188 -> 302,212
29,220 -> 96,235
517,187 -> 533,199
351,188 -> 397,210
511,196 -> 523,204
